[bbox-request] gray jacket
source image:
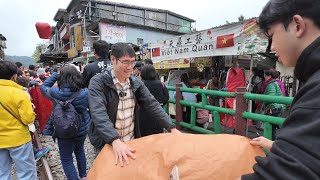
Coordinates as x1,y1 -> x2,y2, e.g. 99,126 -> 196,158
88,69 -> 175,150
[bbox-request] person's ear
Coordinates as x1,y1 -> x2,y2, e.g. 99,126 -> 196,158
292,15 -> 306,38
110,55 -> 117,64
11,74 -> 17,82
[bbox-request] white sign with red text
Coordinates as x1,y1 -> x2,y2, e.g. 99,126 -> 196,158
150,19 -> 268,63
100,23 -> 126,44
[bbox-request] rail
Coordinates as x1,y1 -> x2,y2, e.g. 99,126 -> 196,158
165,83 -> 294,140
33,131 -> 53,180
165,85 -> 236,134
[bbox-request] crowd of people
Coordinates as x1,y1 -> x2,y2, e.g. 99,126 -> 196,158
1,0 -> 320,179
0,41 -> 177,180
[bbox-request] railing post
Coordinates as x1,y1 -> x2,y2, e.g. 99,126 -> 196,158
235,87 -> 247,136
175,83 -> 183,130
213,111 -> 221,134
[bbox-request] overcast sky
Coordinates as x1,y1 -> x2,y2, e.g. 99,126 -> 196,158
0,0 -> 269,56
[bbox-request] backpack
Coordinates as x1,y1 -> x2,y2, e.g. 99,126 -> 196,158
52,91 -> 82,139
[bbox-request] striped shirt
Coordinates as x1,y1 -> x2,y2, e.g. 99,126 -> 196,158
111,69 -> 135,142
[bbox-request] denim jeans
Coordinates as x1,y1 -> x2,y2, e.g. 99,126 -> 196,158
0,141 -> 37,180
57,136 -> 87,180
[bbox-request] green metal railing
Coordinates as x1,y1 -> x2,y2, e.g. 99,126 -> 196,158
164,84 -> 294,140
243,93 -> 293,139
244,93 -> 293,105
165,86 -> 236,134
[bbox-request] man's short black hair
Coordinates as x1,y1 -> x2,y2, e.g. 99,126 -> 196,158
29,71 -> 37,78
110,43 -> 136,60
134,61 -> 144,71
258,0 -> 320,36
0,61 -> 18,80
15,62 -> 23,68
93,40 -> 109,59
16,77 -> 29,88
29,64 -> 35,70
17,69 -> 23,77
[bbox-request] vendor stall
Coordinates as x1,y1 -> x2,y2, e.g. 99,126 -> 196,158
149,18 -> 271,129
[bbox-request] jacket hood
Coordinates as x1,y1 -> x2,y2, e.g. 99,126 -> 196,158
294,36 -> 320,83
0,79 -> 23,90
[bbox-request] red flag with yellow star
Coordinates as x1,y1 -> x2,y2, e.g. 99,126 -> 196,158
216,34 -> 234,48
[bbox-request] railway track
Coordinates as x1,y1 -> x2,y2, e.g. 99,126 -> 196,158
33,131 -> 54,180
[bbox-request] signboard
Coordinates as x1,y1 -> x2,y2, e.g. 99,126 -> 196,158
74,26 -> 83,51
100,23 -> 126,44
83,46 -> 91,52
191,57 -> 212,67
68,47 -> 78,58
154,58 -> 190,69
151,19 -> 268,63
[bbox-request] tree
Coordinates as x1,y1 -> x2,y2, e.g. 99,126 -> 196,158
238,15 -> 245,22
32,43 -> 46,63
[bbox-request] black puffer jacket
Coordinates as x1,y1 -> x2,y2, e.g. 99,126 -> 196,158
88,69 -> 175,151
242,37 -> 320,179
140,80 -> 170,136
143,80 -> 169,105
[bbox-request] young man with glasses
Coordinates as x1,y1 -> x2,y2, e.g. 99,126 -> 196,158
242,0 -> 320,179
88,42 -> 179,167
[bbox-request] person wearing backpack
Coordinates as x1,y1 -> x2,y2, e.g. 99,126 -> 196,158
40,64 -> 90,180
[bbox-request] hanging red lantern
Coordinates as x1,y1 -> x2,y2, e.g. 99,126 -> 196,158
35,22 -> 52,39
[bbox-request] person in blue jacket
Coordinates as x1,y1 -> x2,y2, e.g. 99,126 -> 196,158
41,64 -> 90,180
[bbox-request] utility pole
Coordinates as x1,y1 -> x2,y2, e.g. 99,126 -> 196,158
81,2 -> 90,64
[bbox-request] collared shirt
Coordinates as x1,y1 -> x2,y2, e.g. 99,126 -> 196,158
111,69 -> 135,142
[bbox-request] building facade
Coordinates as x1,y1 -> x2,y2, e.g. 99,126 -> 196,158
40,0 -> 195,63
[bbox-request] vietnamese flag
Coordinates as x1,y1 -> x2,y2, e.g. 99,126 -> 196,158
152,47 -> 160,57
216,34 -> 234,48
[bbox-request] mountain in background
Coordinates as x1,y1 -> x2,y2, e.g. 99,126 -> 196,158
4,55 -> 36,67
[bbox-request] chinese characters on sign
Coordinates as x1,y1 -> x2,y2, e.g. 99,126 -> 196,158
150,19 -> 268,63
100,23 -> 126,44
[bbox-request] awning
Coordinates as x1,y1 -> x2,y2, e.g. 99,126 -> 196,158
38,52 -> 68,63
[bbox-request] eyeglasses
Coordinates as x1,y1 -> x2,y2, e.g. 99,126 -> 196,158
118,59 -> 135,67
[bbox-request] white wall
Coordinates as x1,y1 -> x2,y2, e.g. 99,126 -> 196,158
125,26 -> 177,45
276,62 -> 294,76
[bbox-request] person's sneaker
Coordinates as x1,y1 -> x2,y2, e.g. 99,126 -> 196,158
35,145 -> 51,161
